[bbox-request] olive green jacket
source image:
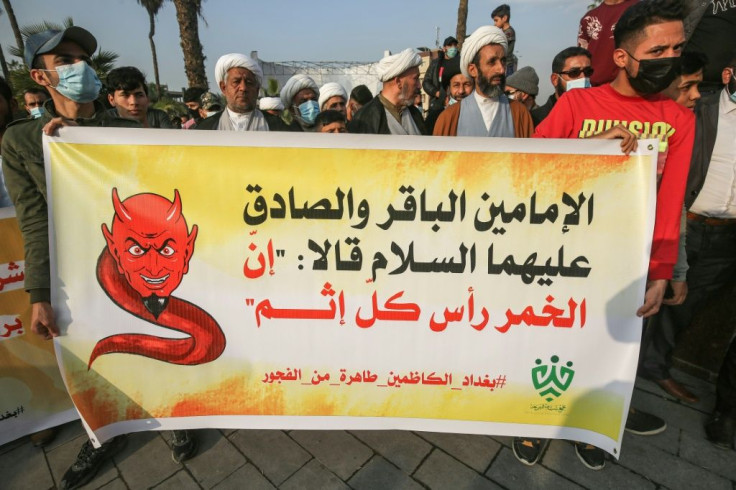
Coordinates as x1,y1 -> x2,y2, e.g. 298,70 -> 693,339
0,99 -> 139,303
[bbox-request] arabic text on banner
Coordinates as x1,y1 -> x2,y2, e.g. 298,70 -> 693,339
0,207 -> 77,446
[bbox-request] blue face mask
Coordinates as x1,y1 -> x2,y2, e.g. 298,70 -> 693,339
297,100 -> 320,126
29,106 -> 45,119
446,47 -> 458,59
47,61 -> 102,103
566,77 -> 591,91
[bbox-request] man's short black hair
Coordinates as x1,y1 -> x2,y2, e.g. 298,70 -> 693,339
679,51 -> 707,76
315,109 -> 346,128
443,36 -> 458,47
106,66 -> 148,95
492,4 -> 510,20
614,0 -> 685,49
0,76 -> 12,104
23,87 -> 50,98
349,85 -> 373,105
552,47 -> 593,74
183,86 -> 207,103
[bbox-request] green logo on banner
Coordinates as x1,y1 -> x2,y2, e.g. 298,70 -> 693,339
532,355 -> 575,402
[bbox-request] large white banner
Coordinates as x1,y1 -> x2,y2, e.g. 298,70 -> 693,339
45,129 -> 657,456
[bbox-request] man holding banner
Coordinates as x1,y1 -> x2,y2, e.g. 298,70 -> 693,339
0,26 -> 195,490
515,0 -> 696,470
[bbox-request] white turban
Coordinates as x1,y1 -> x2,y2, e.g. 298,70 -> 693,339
375,48 -> 422,82
280,74 -> 319,108
258,97 -> 284,111
317,82 -> 348,111
215,53 -> 263,87
460,26 -> 508,79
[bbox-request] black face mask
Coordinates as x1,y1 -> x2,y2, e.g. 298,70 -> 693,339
625,52 -> 681,95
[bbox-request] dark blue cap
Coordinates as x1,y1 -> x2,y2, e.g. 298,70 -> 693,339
24,26 -> 97,67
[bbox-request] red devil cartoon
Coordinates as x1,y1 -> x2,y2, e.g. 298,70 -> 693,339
89,188 -> 225,368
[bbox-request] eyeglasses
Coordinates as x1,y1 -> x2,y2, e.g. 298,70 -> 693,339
557,67 -> 594,78
505,89 -> 518,96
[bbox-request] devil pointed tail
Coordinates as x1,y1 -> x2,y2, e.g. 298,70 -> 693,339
89,249 -> 226,368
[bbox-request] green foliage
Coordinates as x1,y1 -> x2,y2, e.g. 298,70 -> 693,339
7,59 -> 41,105
260,77 -> 280,97
90,49 -> 119,80
153,95 -> 188,128
153,96 -> 186,115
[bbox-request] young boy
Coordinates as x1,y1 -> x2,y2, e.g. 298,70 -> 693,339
315,109 -> 347,133
492,4 -> 517,76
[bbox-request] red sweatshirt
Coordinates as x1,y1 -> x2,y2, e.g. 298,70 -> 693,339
578,0 -> 638,86
534,84 -> 695,280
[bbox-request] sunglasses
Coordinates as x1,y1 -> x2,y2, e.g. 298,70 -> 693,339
557,67 -> 594,78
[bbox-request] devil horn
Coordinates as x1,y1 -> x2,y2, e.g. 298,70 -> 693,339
111,188 -> 132,222
166,190 -> 182,222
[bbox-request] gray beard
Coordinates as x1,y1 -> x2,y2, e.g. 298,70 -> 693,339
477,73 -> 505,98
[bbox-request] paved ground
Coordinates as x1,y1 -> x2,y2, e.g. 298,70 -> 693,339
2,369 -> 735,490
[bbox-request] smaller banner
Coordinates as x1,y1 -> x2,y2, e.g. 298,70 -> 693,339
0,207 -> 77,446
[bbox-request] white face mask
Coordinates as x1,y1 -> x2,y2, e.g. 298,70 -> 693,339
30,106 -> 46,119
566,77 -> 591,91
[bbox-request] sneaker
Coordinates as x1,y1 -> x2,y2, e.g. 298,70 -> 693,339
625,408 -> 666,436
59,435 -> 127,490
574,442 -> 606,470
512,437 -> 549,466
171,430 -> 198,463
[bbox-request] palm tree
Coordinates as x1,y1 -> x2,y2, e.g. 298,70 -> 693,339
1,0 -> 23,54
0,5 -> 13,84
90,49 -> 119,81
172,0 -> 208,88
456,0 -> 469,49
0,45 -> 11,85
137,0 -> 164,98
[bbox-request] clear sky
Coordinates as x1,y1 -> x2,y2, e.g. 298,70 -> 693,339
0,0 -> 591,101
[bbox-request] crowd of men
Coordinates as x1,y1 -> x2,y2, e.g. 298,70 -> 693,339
0,0 -> 734,487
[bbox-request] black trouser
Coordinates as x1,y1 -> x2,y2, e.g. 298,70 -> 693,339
640,218 -> 736,413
